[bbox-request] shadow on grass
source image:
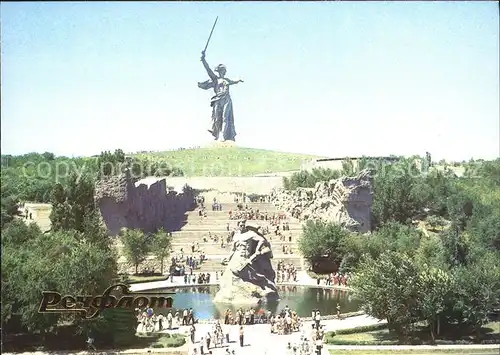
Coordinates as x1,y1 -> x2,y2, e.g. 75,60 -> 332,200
3,329 -> 186,353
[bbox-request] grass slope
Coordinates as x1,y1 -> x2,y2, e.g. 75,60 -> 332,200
134,146 -> 324,177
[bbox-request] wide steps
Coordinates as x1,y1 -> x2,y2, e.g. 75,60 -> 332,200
194,256 -> 303,273
161,194 -> 306,275
172,229 -> 298,236
182,218 -> 302,226
187,211 -> 285,219
170,235 -> 299,245
173,225 -> 302,232
171,242 -> 299,254
199,202 -> 277,209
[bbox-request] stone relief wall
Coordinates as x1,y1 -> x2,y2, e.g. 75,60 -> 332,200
94,170 -> 196,236
271,170 -> 374,233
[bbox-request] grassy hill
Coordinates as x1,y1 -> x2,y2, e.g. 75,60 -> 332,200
133,145 -> 324,177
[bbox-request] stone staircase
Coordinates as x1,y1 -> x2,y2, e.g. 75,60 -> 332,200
173,199 -> 305,273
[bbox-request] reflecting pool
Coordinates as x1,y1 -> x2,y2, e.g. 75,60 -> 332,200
149,285 -> 361,320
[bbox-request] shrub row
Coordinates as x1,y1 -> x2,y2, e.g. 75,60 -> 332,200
330,322 -> 388,336
326,339 -> 398,345
150,334 -> 186,348
326,338 -> 496,346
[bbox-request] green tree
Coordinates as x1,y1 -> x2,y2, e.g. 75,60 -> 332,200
338,233 -> 366,273
413,235 -> 446,270
151,228 -> 172,274
417,266 -> 452,343
351,251 -> 421,340
371,159 -> 427,227
121,228 -> 149,274
1,222 -> 117,335
449,254 -> 500,337
50,173 -> 96,233
299,220 -> 351,272
341,158 -> 354,176
440,227 -> 471,267
366,222 -> 423,259
425,152 -> 432,170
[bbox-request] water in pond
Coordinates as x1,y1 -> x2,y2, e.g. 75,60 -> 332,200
150,285 -> 361,320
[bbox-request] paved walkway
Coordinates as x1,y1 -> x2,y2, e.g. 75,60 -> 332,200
5,315 -> 498,355
155,315 -> 386,355
3,316 -> 383,355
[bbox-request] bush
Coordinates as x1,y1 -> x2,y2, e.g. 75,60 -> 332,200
326,339 -> 398,345
324,323 -> 389,345
151,343 -> 164,348
156,334 -> 186,348
426,215 -> 448,230
342,311 -> 365,318
327,323 -> 388,336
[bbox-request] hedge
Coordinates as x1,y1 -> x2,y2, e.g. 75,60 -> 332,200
151,334 -> 186,348
325,338 -> 495,346
325,322 -> 497,346
328,322 -> 388,336
326,339 -> 398,345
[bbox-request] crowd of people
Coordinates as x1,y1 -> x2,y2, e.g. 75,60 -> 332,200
190,323 -> 246,355
323,272 -> 352,287
232,193 -> 271,204
137,307 -> 199,332
276,261 -> 298,282
170,250 -> 207,276
223,308 -> 259,325
269,305 -> 302,335
228,205 -> 288,222
135,302 -> 328,355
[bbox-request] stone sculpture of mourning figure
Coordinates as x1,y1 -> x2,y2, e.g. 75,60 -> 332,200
214,220 -> 279,304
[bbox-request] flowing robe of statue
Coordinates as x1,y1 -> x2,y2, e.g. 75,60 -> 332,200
198,55 -> 242,141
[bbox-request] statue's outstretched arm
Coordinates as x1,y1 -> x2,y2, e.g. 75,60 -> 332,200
227,78 -> 243,86
201,53 -> 217,82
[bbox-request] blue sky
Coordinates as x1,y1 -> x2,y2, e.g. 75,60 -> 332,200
1,1 -> 499,160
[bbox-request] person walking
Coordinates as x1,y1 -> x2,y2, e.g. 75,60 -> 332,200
190,324 -> 196,343
167,311 -> 173,329
158,313 -> 164,331
183,308 -> 189,326
206,331 -> 211,349
86,330 -> 96,352
239,325 -> 244,347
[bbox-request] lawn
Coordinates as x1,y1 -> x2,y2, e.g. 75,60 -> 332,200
328,350 -> 499,355
327,321 -> 500,346
134,146 -> 324,176
135,332 -> 186,349
331,328 -> 397,344
127,275 -> 169,283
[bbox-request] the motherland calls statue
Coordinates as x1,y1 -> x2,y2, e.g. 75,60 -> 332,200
214,220 -> 279,305
197,17 -> 243,142
198,52 -> 243,142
